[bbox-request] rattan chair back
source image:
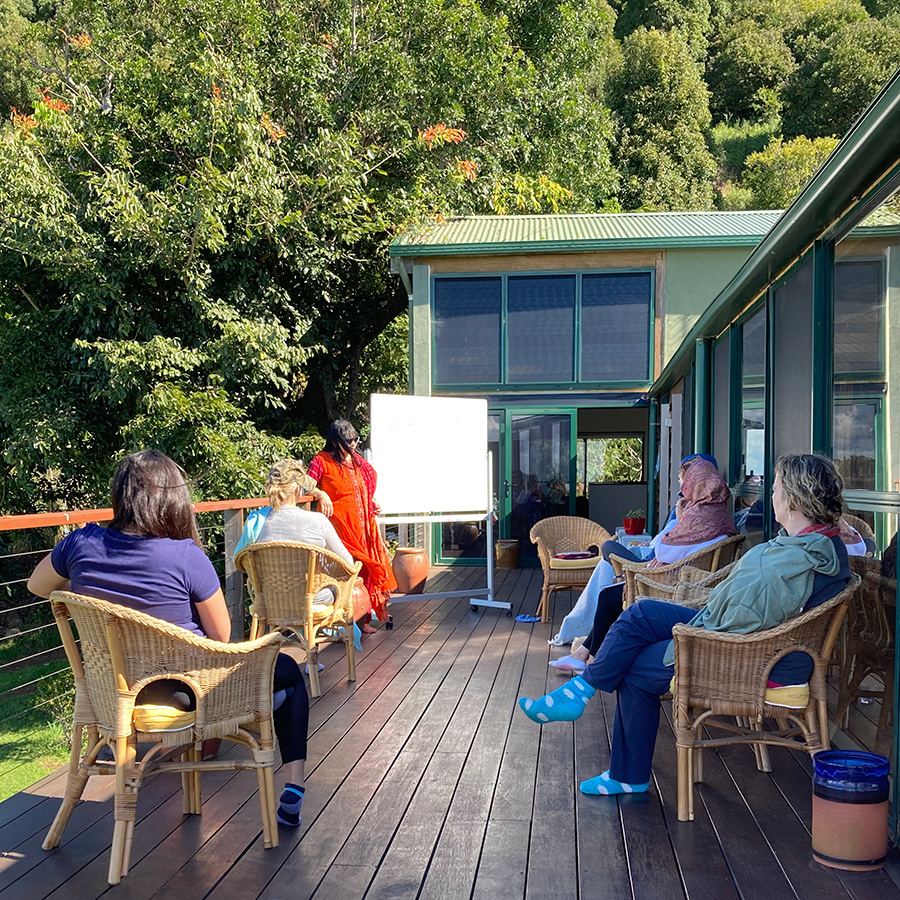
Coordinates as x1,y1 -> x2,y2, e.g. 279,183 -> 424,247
529,517 -> 612,622
44,591 -> 284,883
235,540 -> 361,696
671,574 -> 861,821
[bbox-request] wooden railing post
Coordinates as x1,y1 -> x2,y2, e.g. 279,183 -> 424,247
223,509 -> 245,640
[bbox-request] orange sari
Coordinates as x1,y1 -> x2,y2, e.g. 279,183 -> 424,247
307,450 -> 396,619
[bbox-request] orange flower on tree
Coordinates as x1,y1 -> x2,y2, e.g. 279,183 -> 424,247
39,89 -> 70,112
457,158 -> 478,181
11,108 -> 37,135
67,33 -> 93,49
418,123 -> 466,149
212,83 -> 222,101
260,114 -> 287,143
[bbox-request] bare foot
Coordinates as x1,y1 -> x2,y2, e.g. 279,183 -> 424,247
572,645 -> 591,663
360,622 -> 378,634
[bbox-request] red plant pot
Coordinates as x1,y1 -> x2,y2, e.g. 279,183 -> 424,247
623,517 -> 646,535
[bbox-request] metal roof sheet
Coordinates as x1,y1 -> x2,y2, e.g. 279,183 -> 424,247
390,211 -> 783,256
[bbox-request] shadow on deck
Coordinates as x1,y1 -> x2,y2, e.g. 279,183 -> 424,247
1,565 -> 899,900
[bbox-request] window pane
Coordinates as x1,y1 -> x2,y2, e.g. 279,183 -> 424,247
507,275 -> 575,382
773,260 -> 813,458
833,401 -> 878,490
834,260 -> 883,375
741,307 -> 765,481
581,273 -> 651,381
433,277 -> 501,384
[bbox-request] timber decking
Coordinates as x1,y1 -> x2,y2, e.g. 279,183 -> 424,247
1,565 -> 899,900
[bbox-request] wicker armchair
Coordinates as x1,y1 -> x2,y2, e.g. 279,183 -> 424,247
671,575 -> 860,821
633,562 -> 736,609
613,534 -> 745,608
44,591 -> 284,884
836,557 -> 894,756
530,517 -> 612,622
235,541 -> 361,697
844,513 -> 875,544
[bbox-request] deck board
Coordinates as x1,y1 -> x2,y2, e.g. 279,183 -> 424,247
0,565 -> 898,900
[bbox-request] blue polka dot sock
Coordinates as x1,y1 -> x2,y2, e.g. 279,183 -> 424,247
276,783 -> 305,826
518,675 -> 595,723
580,770 -> 649,795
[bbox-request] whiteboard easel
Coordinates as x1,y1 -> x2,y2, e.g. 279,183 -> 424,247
370,394 -> 511,615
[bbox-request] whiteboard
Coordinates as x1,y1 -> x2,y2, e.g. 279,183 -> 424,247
369,394 -> 489,515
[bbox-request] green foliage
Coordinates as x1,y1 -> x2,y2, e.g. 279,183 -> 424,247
709,118 -> 782,176
608,27 -> 716,210
617,0 -> 712,57
0,0 -> 40,113
706,19 -> 795,121
742,135 -> 840,208
782,4 -> 900,138
600,437 -> 644,482
0,0 -> 618,512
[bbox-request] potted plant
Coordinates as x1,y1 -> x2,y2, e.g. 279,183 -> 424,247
623,508 -> 646,535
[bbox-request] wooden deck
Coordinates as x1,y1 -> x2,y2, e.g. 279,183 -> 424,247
2,565 -> 900,900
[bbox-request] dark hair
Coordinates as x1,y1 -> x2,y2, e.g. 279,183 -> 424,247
324,419 -> 359,464
775,454 -> 844,526
108,450 -> 201,546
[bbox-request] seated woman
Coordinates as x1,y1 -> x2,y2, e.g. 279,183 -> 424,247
522,453 -> 850,797
27,450 -> 310,828
550,458 -> 736,657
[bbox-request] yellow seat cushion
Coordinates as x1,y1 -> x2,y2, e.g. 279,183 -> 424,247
548,557 -> 601,570
763,683 -> 810,709
312,604 -> 334,619
666,678 -> 809,709
133,704 -> 197,732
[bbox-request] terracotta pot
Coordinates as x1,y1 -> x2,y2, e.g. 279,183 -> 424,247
623,517 -> 646,535
495,539 -> 520,568
392,547 -> 428,595
352,577 -> 372,620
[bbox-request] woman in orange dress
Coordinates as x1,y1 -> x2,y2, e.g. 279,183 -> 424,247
306,419 -> 397,626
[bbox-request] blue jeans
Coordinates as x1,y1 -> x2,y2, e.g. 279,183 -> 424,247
581,599 -> 695,785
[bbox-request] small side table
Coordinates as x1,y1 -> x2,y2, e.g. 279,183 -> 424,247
614,528 -> 653,550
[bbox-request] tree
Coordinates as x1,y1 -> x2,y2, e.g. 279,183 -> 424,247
782,4 -> 900,138
0,0 -> 619,512
607,27 -> 717,210
706,19 -> 795,122
616,0 -> 712,57
741,135 -> 840,208
599,437 -> 644,482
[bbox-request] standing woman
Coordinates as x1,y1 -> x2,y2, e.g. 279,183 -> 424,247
307,420 -> 397,627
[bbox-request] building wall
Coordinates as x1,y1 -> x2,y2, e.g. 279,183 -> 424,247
663,246 -> 756,366
408,244 -> 757,394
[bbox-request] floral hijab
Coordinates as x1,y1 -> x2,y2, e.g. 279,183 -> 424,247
661,459 -> 737,546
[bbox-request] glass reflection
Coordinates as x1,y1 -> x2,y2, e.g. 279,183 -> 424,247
829,183 -> 900,765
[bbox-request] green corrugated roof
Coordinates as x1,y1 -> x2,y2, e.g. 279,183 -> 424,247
390,211 -> 783,256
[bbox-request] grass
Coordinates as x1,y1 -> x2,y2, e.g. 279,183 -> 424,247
0,660 -> 73,802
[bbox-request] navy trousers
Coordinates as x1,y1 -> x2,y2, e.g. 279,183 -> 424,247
580,599 -> 695,785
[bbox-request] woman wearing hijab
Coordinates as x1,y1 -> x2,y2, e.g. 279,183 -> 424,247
550,459 -> 737,668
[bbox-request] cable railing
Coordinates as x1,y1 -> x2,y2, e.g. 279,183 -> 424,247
0,496 -> 271,800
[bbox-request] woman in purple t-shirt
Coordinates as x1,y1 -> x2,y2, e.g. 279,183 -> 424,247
28,450 -> 309,828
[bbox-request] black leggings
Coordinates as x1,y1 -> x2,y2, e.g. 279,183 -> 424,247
273,653 -> 309,764
583,583 -> 626,657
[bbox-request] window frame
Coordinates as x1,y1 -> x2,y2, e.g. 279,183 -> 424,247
430,267 -> 656,391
